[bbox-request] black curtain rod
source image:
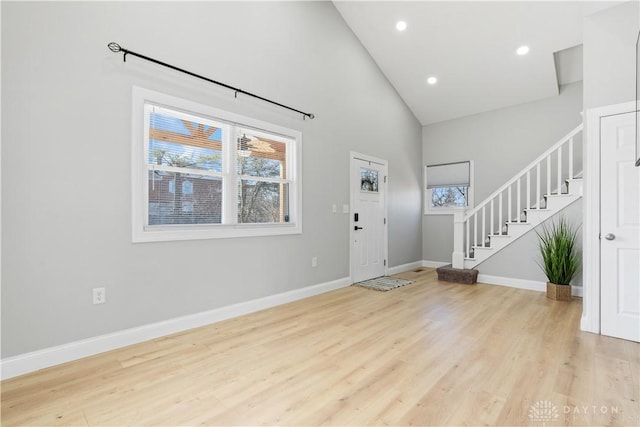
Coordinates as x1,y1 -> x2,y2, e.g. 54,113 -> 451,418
107,42 -> 315,120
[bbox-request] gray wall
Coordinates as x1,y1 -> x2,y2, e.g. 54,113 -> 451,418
584,1 -> 639,111
1,2 -> 422,358
422,81 -> 583,264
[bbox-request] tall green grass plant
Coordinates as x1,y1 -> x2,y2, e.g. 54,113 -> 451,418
536,216 -> 580,286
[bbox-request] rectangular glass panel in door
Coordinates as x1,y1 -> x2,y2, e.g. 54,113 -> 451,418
361,168 -> 379,192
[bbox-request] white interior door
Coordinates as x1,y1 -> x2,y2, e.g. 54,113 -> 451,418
600,112 -> 640,342
351,154 -> 387,283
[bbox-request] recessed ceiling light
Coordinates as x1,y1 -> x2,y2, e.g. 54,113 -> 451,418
427,76 -> 438,85
516,45 -> 530,56
396,21 -> 407,31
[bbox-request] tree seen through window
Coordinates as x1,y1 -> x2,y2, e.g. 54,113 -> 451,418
431,186 -> 468,208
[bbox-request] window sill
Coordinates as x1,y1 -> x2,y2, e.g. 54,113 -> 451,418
133,223 -> 302,243
424,209 -> 457,216
424,206 -> 473,216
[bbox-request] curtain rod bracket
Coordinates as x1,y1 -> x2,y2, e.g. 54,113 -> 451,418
107,41 -> 314,120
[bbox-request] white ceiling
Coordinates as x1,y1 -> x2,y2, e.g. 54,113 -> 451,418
334,1 -> 604,126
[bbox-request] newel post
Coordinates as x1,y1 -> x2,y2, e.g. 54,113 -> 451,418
452,207 -> 466,269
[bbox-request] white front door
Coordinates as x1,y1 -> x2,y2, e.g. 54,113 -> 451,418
600,112 -> 640,342
350,153 -> 387,283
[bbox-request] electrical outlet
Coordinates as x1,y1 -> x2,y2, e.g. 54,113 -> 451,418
93,287 -> 106,305
343,204 -> 349,214
332,204 -> 337,213
311,257 -> 318,268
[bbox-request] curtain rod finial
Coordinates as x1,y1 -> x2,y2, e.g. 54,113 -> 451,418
108,42 -> 122,53
308,113 -> 315,120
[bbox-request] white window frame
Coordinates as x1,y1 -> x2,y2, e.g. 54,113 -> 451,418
424,160 -> 474,215
132,87 -> 302,242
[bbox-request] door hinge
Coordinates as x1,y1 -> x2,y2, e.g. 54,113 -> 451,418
384,176 -> 387,183
384,218 -> 386,224
384,259 -> 387,266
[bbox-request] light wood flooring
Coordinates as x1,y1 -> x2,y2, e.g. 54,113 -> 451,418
2,269 -> 639,426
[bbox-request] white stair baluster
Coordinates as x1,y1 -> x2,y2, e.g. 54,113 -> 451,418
490,199 -> 494,235
508,185 -> 512,223
498,193 -> 503,234
526,170 -> 531,210
473,213 -> 478,248
516,177 -> 521,222
546,156 -> 551,201
466,219 -> 470,258
482,205 -> 486,246
569,137 -> 574,180
462,218 -> 467,258
557,146 -> 562,194
536,163 -> 541,209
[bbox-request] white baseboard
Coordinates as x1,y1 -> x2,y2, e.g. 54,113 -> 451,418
387,261 -> 424,275
477,274 -> 546,292
0,277 -> 351,380
477,274 -> 583,297
422,260 -> 450,268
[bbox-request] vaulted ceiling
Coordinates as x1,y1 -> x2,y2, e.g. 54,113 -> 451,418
334,1 -> 615,126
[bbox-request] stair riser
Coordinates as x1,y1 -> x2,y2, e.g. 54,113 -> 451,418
523,210 -> 549,225
545,195 -> 580,211
567,179 -> 583,195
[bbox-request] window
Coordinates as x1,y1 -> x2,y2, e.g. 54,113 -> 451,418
424,161 -> 474,214
360,168 -> 379,192
182,181 -> 193,195
236,129 -> 290,224
132,87 -> 302,242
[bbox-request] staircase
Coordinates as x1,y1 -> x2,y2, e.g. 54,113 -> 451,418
452,124 -> 583,270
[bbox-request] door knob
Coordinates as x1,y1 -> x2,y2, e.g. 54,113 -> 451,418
354,226 -> 363,231
604,233 -> 616,240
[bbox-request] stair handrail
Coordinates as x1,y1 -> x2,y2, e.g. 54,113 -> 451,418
463,123 -> 583,222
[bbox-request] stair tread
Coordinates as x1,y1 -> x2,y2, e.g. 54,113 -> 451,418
545,193 -> 575,197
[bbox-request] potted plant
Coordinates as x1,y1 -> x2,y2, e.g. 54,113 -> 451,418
536,216 -> 580,301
